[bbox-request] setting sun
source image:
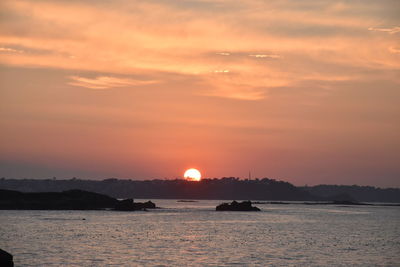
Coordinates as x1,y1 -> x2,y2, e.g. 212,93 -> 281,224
184,168 -> 202,181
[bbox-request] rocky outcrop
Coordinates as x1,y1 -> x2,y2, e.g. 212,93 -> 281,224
0,249 -> 13,267
216,201 -> 260,211
114,199 -> 156,211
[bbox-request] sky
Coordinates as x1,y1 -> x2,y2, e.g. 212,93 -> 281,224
0,0 -> 399,187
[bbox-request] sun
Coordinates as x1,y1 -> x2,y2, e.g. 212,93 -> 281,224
184,168 -> 202,181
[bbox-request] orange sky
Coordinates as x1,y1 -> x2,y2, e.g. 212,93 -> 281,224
0,0 -> 399,186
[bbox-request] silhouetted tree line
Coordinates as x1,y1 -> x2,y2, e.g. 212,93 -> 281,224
0,177 -> 399,202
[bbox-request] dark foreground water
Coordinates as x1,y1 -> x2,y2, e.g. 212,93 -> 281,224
0,200 -> 399,266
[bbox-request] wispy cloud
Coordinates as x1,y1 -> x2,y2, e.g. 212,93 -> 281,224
213,70 -> 230,73
68,76 -> 158,89
248,54 -> 281,59
389,46 -> 400,54
216,52 -> 230,56
368,26 -> 400,34
0,47 -> 24,53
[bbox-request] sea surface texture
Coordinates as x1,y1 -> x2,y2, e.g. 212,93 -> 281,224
1,200 -> 399,266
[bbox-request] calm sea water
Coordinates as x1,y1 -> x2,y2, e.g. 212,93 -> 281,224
0,200 -> 399,266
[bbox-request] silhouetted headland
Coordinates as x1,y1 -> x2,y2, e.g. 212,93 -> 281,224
216,201 -> 261,211
0,189 -> 157,211
0,248 -> 13,267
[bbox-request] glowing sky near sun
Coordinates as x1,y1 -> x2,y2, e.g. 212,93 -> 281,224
0,0 -> 399,186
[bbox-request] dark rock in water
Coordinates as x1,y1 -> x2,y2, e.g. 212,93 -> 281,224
0,248 -> 13,267
216,200 -> 260,211
114,199 -> 156,211
142,201 -> 156,209
115,198 -> 135,211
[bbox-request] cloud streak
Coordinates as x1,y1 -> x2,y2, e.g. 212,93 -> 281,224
368,26 -> 400,34
0,47 -> 24,53
248,54 -> 281,59
68,76 -> 158,89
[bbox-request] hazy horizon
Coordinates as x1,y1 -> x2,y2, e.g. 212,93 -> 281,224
1,0 -> 399,187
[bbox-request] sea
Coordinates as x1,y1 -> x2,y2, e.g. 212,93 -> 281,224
1,200 -> 399,266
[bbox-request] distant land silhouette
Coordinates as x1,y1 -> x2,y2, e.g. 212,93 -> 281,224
0,189 -> 156,211
300,184 -> 400,203
0,177 -> 399,203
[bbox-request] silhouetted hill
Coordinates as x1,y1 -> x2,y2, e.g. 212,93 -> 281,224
300,185 -> 400,203
0,189 -> 157,210
0,189 -> 117,210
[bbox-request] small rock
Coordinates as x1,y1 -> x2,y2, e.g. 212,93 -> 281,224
216,200 -> 260,211
0,248 -> 14,267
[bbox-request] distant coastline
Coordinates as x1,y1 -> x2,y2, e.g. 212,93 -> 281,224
0,178 -> 399,203
0,189 -> 156,211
